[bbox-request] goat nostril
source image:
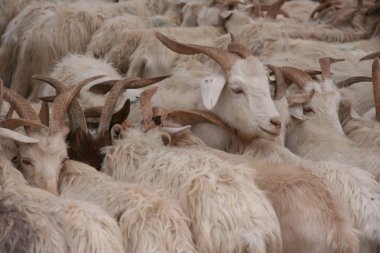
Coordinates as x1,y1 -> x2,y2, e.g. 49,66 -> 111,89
270,118 -> 281,129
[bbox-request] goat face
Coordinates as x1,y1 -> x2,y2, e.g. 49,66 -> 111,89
209,57 -> 281,140
17,132 -> 68,196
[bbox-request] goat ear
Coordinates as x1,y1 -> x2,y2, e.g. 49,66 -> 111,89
289,105 -> 305,120
220,10 -> 233,20
111,124 -> 123,141
160,132 -> 172,146
161,125 -> 191,135
200,73 -> 226,110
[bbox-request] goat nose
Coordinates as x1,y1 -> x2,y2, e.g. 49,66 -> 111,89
270,117 -> 281,129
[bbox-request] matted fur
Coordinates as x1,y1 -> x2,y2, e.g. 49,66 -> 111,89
59,159 -> 197,253
171,130 -> 359,253
244,97 -> 380,252
102,128 -> 283,253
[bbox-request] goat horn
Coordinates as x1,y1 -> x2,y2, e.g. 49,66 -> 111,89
266,0 -> 286,19
373,57 -> 380,121
33,75 -> 105,132
319,57 -> 345,81
228,43 -> 251,59
267,65 -> 287,100
111,99 -> 131,126
3,87 -> 41,133
0,118 -> 48,131
0,127 -> 39,143
360,51 -> 380,61
336,76 -> 372,88
98,75 -> 170,134
0,79 -> 3,113
50,76 -> 97,134
39,101 -> 49,127
168,109 -> 231,132
251,0 -> 262,17
277,66 -> 314,92
5,106 -> 14,120
155,32 -> 240,74
88,80 -> 119,94
140,87 -> 158,132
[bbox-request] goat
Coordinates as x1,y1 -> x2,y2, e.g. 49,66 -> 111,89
101,125 -> 283,253
150,107 -> 360,253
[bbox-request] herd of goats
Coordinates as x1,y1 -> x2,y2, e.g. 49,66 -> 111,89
0,0 -> 380,252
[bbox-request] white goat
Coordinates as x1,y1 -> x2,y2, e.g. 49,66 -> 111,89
101,126 -> 283,253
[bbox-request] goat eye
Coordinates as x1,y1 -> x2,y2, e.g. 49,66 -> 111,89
231,88 -> 244,95
304,107 -> 315,113
21,159 -> 32,166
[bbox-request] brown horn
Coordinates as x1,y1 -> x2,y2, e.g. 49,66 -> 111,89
97,75 -> 170,134
277,66 -> 314,91
155,32 -> 240,74
360,51 -> 380,62
39,101 -> 49,127
267,65 -> 287,100
0,118 -> 48,131
33,75 -> 104,132
168,109 -> 231,132
251,0 -> 262,18
5,106 -> 14,120
0,79 -> 3,113
111,99 -> 131,126
50,77 -> 96,134
140,87 -> 158,133
336,76 -> 372,88
88,80 -> 119,95
319,57 -> 345,81
266,0 -> 286,19
228,43 -> 251,59
373,57 -> 380,121
3,87 -> 40,133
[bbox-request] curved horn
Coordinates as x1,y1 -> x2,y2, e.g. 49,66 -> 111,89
3,87 -> 40,133
88,80 -> 119,95
50,77 -> 96,134
360,51 -> 380,62
0,127 -> 39,143
267,65 -> 287,100
155,32 -> 240,74
228,43 -> 251,59
336,76 -> 372,88
0,118 -> 48,131
97,75 -> 170,134
266,0 -> 286,19
373,57 -> 380,121
277,66 -> 314,92
140,87 -> 158,133
319,57 -> 345,81
39,101 -> 49,127
168,109 -> 231,132
33,75 -> 105,132
0,79 -> 3,113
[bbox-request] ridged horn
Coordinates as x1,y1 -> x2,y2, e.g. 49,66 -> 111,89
140,87 -> 158,133
319,57 -> 344,81
373,58 -> 380,121
33,75 -> 105,132
360,51 -> 380,62
0,118 -> 48,131
3,87 -> 41,133
0,127 -> 39,143
228,43 -> 252,59
50,77 -> 96,134
267,65 -> 287,100
97,75 -> 170,134
0,79 -> 3,113
168,109 -> 231,132
277,66 -> 314,92
155,32 -> 240,74
336,76 -> 372,88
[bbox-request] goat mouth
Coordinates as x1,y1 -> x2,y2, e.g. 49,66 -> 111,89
259,126 -> 280,137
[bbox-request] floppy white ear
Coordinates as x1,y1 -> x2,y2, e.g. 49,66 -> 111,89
289,105 -> 305,120
0,128 -> 39,143
200,73 -> 226,110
